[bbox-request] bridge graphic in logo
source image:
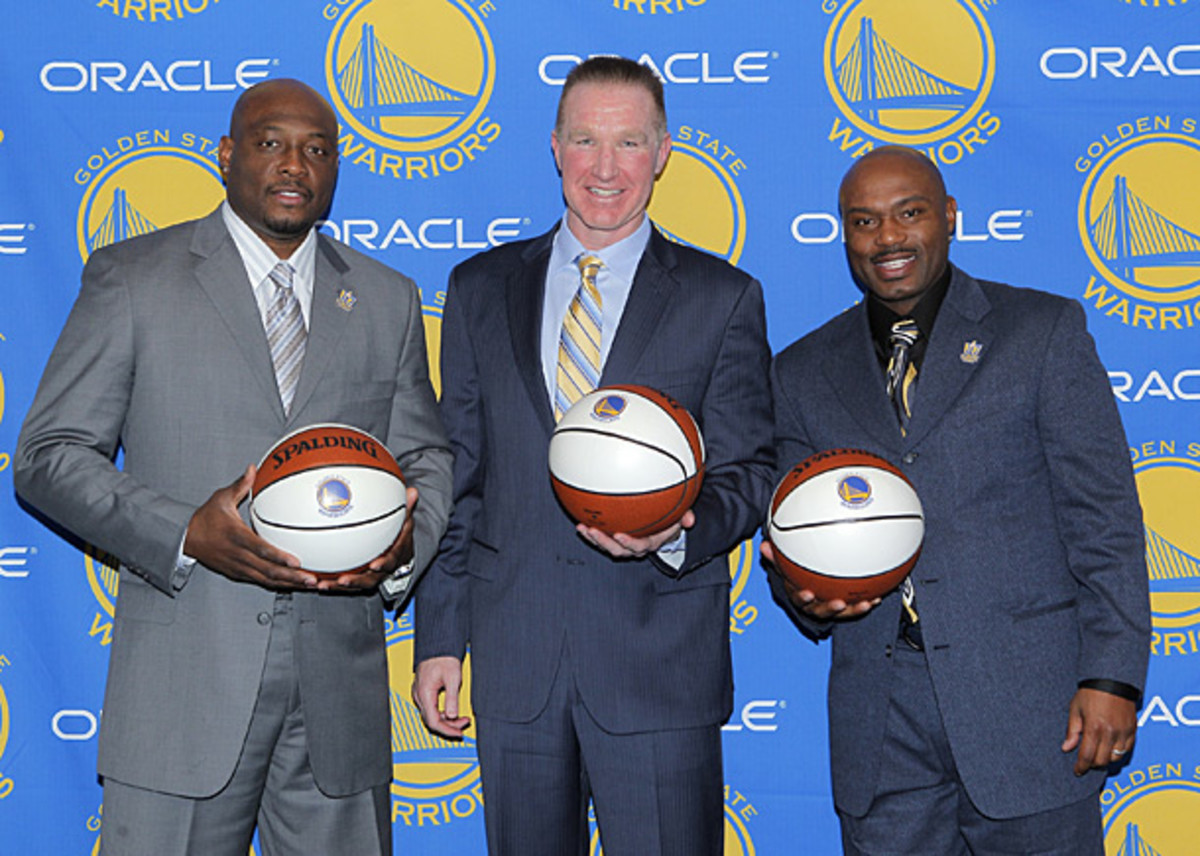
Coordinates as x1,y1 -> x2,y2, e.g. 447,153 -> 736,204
89,187 -> 157,250
835,17 -> 975,125
336,22 -> 474,128
1089,174 -> 1200,290
1103,776 -> 1200,855
1132,455 -> 1200,643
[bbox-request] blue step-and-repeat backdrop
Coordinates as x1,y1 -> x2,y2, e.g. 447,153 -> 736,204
2,2 -> 1198,853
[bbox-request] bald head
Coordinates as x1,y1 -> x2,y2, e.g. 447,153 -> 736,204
838,146 -> 946,215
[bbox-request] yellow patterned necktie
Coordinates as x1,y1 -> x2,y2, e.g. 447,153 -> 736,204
554,254 -> 604,421
885,318 -> 919,436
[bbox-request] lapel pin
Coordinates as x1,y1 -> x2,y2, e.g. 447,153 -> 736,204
960,340 -> 983,364
336,289 -> 356,312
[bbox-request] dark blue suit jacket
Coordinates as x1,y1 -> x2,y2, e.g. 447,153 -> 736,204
769,266 -> 1150,819
415,226 -> 774,732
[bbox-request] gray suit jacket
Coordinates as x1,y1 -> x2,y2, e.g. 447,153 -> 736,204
415,226 -> 775,733
769,266 -> 1150,819
15,208 -> 452,798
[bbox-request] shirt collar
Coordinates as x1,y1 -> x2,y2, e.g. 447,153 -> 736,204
221,200 -> 317,294
550,214 -> 652,284
867,263 -> 952,353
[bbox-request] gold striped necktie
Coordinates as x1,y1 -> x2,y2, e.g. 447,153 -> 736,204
554,254 -> 604,421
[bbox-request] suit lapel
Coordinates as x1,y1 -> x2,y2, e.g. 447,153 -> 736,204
189,211 -> 285,420
288,236 -> 352,420
902,266 -> 992,447
820,304 -> 901,452
508,232 -> 556,433
600,228 -> 678,382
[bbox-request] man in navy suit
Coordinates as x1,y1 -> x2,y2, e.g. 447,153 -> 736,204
766,146 -> 1150,854
412,57 -> 774,856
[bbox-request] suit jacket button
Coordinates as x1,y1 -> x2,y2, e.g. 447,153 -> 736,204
902,452 -> 918,464
257,612 -> 272,626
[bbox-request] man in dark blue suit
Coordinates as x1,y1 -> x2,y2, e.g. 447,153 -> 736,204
412,57 -> 774,856
766,147 -> 1150,854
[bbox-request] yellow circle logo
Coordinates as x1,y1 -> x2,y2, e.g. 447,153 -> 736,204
386,611 -> 482,827
325,0 -> 500,179
84,547 -> 121,620
76,145 -> 223,261
1102,773 -> 1200,854
1132,452 -> 1200,648
824,0 -> 995,144
1078,134 -> 1200,305
648,133 -> 748,264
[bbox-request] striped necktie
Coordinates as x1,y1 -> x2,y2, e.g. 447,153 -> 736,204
886,318 -> 920,436
266,261 -> 306,416
554,254 -> 604,421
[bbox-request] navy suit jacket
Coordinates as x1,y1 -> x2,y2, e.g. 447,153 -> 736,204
769,266 -> 1150,819
415,225 -> 774,732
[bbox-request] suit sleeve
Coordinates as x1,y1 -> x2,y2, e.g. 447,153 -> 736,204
14,250 -> 196,593
413,268 -> 478,663
381,273 -> 454,602
1035,300 -> 1150,692
669,277 -> 775,576
765,351 -> 832,640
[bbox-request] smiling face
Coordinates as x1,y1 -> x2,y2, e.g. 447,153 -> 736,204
838,148 -> 956,316
551,81 -> 671,251
218,79 -> 339,258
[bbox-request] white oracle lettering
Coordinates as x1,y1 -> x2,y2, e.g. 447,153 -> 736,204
1139,695 -> 1200,727
0,224 -> 30,255
1109,369 -> 1200,402
954,209 -> 1027,242
1040,45 -> 1200,79
790,212 -> 840,245
0,547 -> 31,578
538,51 -> 772,86
321,217 -> 525,251
39,59 -> 272,93
721,699 -> 781,733
51,709 -> 100,741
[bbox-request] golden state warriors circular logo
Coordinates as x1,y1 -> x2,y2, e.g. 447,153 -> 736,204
325,0 -> 500,180
823,0 -> 999,160
84,547 -> 120,649
1077,131 -> 1200,319
386,611 -> 483,831
1102,770 -> 1200,854
76,141 -> 223,261
648,127 -> 747,263
1131,447 -> 1200,655
837,475 -> 872,507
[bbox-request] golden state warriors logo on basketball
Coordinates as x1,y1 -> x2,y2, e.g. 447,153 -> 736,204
648,124 -> 747,263
1101,764 -> 1200,855
75,129 -> 224,261
837,474 -> 872,507
323,0 -> 500,181
822,0 -> 1001,165
1074,118 -> 1200,331
1128,439 -> 1200,659
385,610 -> 483,834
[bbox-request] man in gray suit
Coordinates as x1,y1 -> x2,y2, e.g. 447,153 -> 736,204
15,79 -> 452,855
765,147 -> 1150,854
412,58 -> 774,855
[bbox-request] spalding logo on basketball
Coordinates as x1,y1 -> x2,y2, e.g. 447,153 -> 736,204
549,385 -> 704,537
768,448 -> 924,602
250,423 -> 406,574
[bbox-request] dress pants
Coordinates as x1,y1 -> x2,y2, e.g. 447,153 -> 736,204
838,643 -> 1103,856
100,594 -> 392,856
474,642 -> 724,856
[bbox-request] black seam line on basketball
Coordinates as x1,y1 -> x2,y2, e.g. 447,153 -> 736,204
254,508 -> 403,531
552,427 -> 690,476
773,513 -> 924,533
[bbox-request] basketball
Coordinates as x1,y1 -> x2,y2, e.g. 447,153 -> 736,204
250,423 -> 406,574
548,385 -> 705,538
767,448 -> 924,603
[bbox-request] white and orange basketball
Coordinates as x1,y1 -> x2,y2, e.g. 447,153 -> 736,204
767,449 -> 924,603
548,385 -> 705,538
250,423 -> 406,574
